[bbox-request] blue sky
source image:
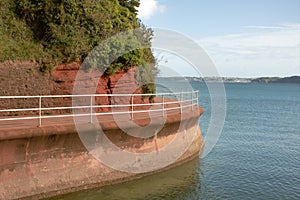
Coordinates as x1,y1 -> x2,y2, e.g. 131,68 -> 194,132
138,0 -> 300,77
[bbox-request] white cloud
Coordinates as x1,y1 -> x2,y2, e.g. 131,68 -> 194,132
138,0 -> 166,20
198,24 -> 300,77
242,25 -> 285,30
243,24 -> 300,30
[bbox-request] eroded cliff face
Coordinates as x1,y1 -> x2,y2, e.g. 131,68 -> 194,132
52,62 -> 150,112
0,61 -> 149,115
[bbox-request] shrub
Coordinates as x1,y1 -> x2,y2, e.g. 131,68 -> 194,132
0,0 -> 157,93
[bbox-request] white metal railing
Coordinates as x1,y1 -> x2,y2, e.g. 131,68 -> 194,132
0,91 -> 199,127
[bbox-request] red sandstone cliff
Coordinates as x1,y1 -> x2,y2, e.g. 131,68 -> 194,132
0,61 -> 150,115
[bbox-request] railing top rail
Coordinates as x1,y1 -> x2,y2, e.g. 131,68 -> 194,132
0,90 -> 198,99
0,90 -> 200,126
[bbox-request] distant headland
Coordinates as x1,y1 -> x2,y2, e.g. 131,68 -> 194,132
158,76 -> 300,84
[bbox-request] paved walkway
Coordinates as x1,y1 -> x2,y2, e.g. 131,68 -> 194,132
0,102 -> 199,132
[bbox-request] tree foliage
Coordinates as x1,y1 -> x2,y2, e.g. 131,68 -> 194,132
0,0 -> 157,93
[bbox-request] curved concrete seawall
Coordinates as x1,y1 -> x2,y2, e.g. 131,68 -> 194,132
0,107 -> 204,199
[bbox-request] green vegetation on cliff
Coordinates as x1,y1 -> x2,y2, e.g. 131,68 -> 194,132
0,0 -> 157,93
251,76 -> 300,83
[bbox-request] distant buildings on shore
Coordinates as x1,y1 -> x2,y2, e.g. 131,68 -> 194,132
158,76 -> 300,84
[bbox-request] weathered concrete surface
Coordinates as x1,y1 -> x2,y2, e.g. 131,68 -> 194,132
0,107 -> 204,200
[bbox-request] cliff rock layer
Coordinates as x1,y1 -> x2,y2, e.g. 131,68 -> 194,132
0,61 -> 149,115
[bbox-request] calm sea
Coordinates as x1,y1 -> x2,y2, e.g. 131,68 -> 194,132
52,82 -> 300,200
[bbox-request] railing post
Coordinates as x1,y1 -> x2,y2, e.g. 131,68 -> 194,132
162,95 -> 165,117
196,91 -> 199,107
131,95 -> 134,120
180,90 -> 182,102
180,89 -> 183,114
191,91 -> 194,110
38,97 -> 42,127
90,96 -> 93,123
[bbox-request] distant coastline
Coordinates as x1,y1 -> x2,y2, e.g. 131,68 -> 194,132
157,76 -> 300,84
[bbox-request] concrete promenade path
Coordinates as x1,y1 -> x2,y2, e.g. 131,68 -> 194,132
0,100 -> 201,134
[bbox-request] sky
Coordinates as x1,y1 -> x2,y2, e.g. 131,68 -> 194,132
137,0 -> 300,77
